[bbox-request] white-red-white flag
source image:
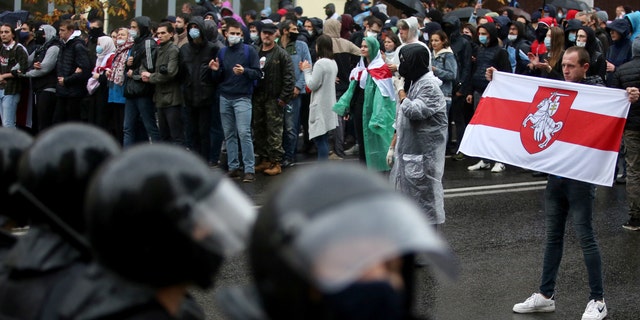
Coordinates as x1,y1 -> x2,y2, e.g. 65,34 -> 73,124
459,71 -> 630,186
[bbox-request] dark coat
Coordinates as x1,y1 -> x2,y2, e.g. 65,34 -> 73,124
611,57 -> 640,131
56,36 -> 92,98
179,16 -> 219,107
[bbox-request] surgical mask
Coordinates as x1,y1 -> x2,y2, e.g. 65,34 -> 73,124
478,35 -> 488,44
96,45 -> 103,54
128,29 -> 138,39
325,281 -> 405,320
423,32 -> 429,41
176,27 -> 184,34
507,34 -> 517,41
557,13 -> 564,19
568,32 -> 576,42
228,35 -> 242,45
544,37 -> 551,48
250,32 -> 259,41
116,39 -> 126,46
576,40 -> 586,47
308,30 -> 313,36
366,31 -> 378,38
189,28 -> 201,39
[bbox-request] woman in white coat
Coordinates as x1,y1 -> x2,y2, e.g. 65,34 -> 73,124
299,34 -> 339,160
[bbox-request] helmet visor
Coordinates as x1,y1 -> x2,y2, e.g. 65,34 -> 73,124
289,195 -> 457,293
185,179 -> 256,257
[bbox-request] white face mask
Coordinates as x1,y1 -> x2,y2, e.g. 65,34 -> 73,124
250,32 -> 259,41
308,30 -> 313,36
116,39 -> 126,46
576,40 -> 586,47
507,34 -> 517,41
366,31 -> 378,38
422,32 -> 429,41
228,35 -> 242,45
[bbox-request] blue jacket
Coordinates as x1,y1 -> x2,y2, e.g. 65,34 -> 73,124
281,40 -> 311,92
212,43 -> 261,99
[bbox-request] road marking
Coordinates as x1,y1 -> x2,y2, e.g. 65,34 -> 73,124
444,181 -> 547,198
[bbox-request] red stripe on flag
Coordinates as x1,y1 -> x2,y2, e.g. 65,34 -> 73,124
469,97 -> 625,152
367,66 -> 392,80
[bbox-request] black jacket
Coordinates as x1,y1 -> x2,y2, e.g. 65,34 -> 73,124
472,23 -> 511,93
443,16 -> 472,95
126,16 -> 158,98
179,16 -> 219,107
56,35 -> 92,98
611,57 -> 640,131
254,45 -> 295,103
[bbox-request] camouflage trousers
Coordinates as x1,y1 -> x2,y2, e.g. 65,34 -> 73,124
252,92 -> 284,163
624,130 -> 640,220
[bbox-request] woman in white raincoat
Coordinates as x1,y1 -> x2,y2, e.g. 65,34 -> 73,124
387,43 -> 448,225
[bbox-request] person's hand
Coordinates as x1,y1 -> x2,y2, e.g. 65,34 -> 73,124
393,76 -> 404,93
126,56 -> 133,66
127,69 -> 133,78
293,87 -> 300,98
299,60 -> 311,71
475,2 -> 482,10
33,61 -> 41,69
208,58 -> 219,71
386,148 -> 394,167
485,66 -> 496,81
606,61 -> 615,72
627,87 -> 640,103
388,63 -> 398,73
232,64 -> 244,75
75,67 -> 82,74
92,72 -> 100,80
466,94 -> 473,104
141,71 -> 151,82
277,99 -> 286,107
105,69 -> 112,77
398,89 -> 407,101
57,76 -> 64,86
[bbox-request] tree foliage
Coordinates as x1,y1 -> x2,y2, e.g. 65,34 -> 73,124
24,0 -> 133,24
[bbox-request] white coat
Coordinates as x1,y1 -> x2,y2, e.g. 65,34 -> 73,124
303,58 -> 339,139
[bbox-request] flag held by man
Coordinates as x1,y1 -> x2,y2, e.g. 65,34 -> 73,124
459,71 -> 630,186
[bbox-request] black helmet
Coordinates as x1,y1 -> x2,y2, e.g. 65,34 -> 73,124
0,128 -> 33,224
248,163 -> 457,320
17,124 -> 120,233
85,145 -> 255,289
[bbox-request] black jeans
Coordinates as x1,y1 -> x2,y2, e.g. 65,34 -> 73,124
34,90 -> 56,133
188,104 -> 211,160
158,105 -> 184,146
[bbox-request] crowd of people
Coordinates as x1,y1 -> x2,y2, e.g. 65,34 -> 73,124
1,0 -> 640,319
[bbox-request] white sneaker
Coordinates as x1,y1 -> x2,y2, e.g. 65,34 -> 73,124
581,299 -> 607,320
467,160 -> 490,171
344,144 -> 359,156
491,162 -> 506,173
513,293 -> 555,313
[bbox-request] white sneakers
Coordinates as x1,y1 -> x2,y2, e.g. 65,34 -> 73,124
513,293 -> 556,313
582,299 -> 607,320
513,294 -> 607,320
467,160 -> 490,171
467,160 -> 506,172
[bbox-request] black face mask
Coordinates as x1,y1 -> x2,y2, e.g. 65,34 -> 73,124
176,27 -> 185,34
398,44 -> 431,92
325,281 -> 406,320
89,27 -> 102,38
535,26 -> 549,43
325,9 -> 334,17
289,32 -> 298,41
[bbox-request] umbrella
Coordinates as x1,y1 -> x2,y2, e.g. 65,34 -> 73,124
444,7 -> 492,21
498,6 -> 531,21
0,10 -> 30,27
548,0 -> 590,11
384,0 -> 424,15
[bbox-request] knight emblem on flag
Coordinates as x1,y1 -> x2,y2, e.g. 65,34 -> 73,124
520,88 -> 577,154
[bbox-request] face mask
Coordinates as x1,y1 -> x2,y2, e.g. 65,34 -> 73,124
228,35 -> 242,45
325,10 -> 334,17
557,13 -> 564,19
422,32 -> 429,41
307,30 -> 313,36
195,0 -> 202,3
576,40 -> 586,47
34,30 -> 46,45
250,32 -> 259,41
507,34 -> 517,41
478,35 -> 488,45
568,32 -> 576,42
96,45 -> 103,54
129,29 -> 138,39
366,31 -> 378,38
176,27 -> 184,34
289,32 -> 298,41
189,28 -> 201,39
19,31 -> 30,42
116,39 -> 126,46
364,5 -> 370,10
325,281 -> 405,320
89,27 -> 102,38
544,37 -> 551,48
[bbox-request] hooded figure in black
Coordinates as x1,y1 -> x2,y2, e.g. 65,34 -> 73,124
180,16 -> 220,160
564,19 -> 582,48
606,18 -> 632,85
470,23 -> 510,96
577,26 -> 606,83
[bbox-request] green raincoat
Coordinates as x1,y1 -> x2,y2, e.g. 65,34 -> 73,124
333,37 -> 396,171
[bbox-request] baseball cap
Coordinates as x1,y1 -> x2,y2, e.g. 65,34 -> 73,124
262,23 -> 277,34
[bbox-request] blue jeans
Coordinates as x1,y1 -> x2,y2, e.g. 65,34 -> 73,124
283,95 -> 301,162
0,89 -> 20,128
123,96 -> 160,147
313,133 -> 329,161
220,96 -> 255,173
539,176 -> 603,301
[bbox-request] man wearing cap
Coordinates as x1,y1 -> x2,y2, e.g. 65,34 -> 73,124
252,23 -> 295,176
324,3 -> 340,20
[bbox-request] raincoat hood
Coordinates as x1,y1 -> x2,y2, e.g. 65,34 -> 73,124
324,19 -> 341,38
627,12 -> 640,41
133,16 -> 152,41
400,17 -> 420,43
442,16 -> 461,40
364,36 -> 380,61
324,19 -> 360,55
41,24 -> 57,42
398,43 -> 431,86
607,18 -> 631,39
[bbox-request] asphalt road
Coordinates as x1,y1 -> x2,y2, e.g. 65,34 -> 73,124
192,155 -> 640,320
